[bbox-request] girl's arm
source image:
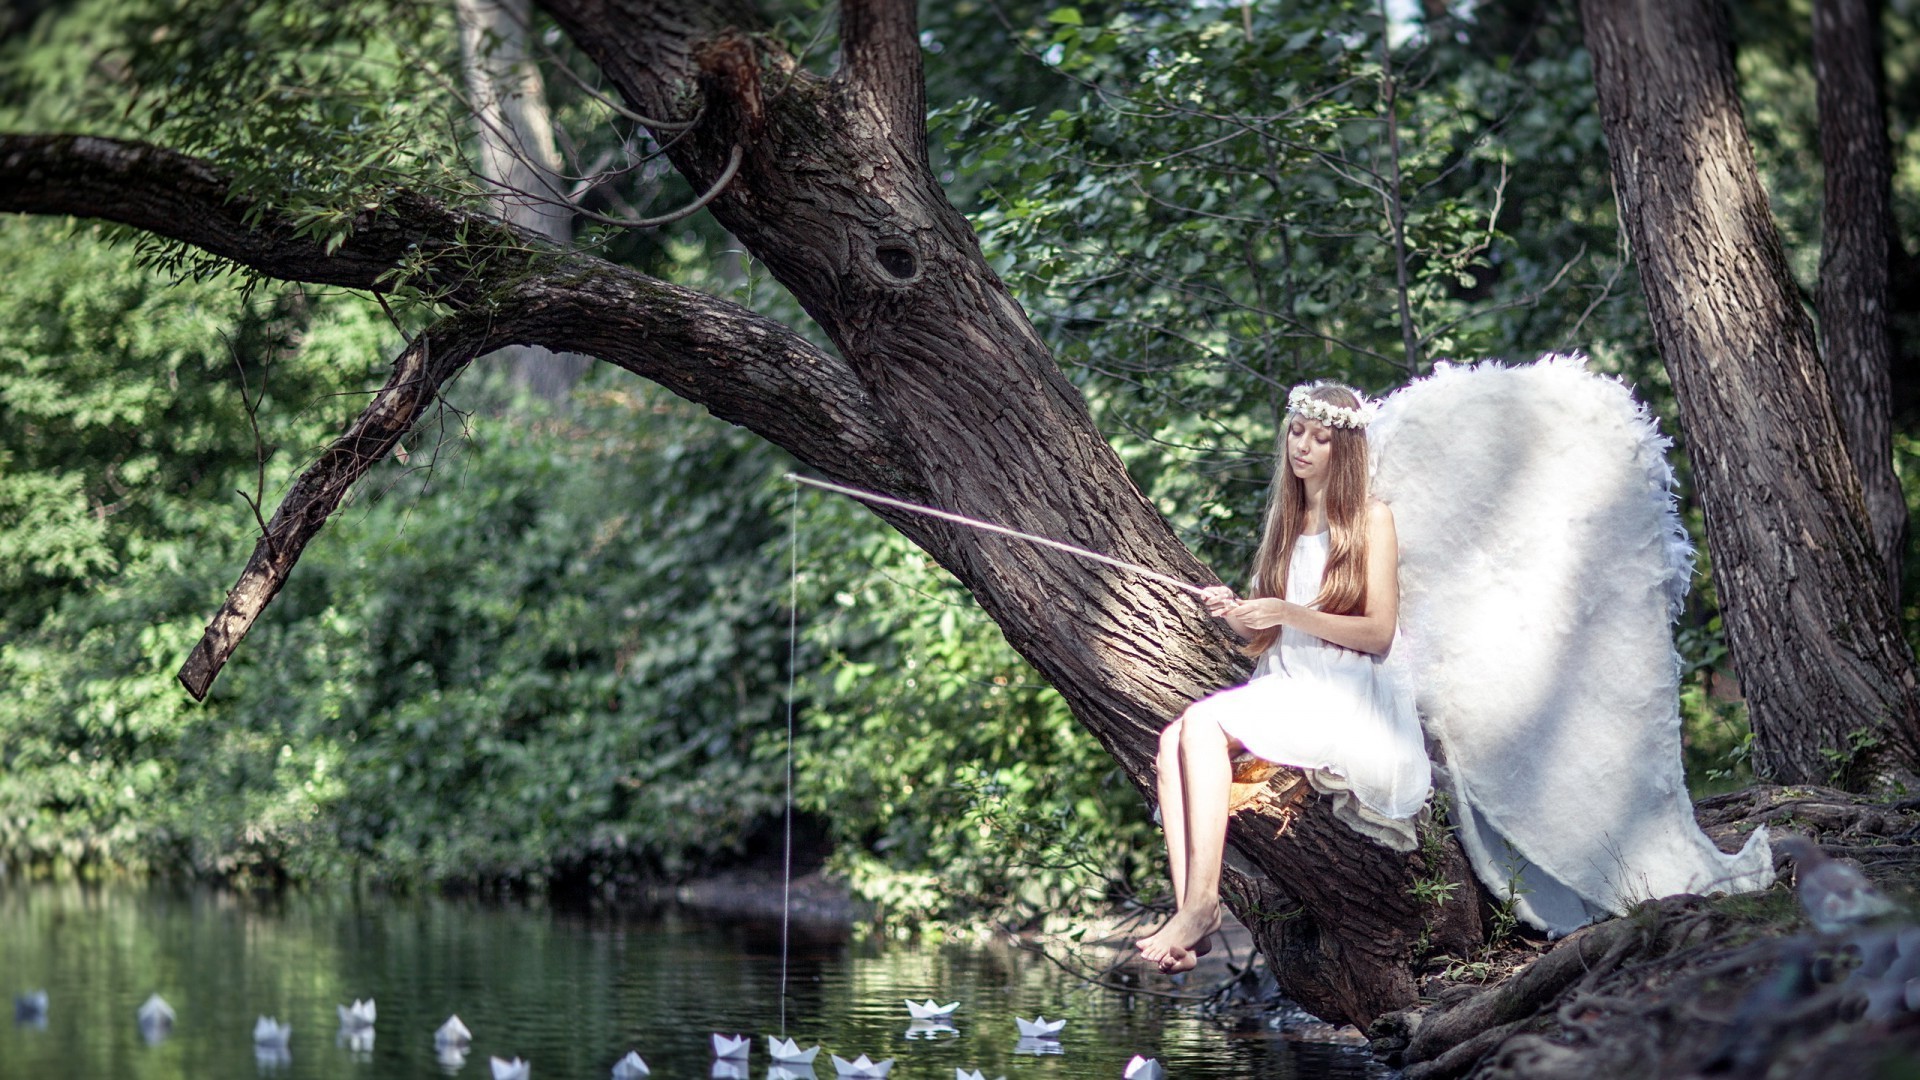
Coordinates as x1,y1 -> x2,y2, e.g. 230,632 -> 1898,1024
1227,501 -> 1400,656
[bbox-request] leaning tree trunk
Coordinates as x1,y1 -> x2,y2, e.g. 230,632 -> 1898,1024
525,0 -> 1482,1025
455,0 -> 593,401
1579,0 -> 1920,789
1814,0 -> 1905,599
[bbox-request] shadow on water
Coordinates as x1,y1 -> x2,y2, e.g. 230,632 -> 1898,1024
0,882 -> 1387,1079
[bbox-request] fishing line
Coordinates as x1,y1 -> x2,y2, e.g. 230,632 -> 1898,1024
780,478 -> 799,1036
784,474 -> 1208,597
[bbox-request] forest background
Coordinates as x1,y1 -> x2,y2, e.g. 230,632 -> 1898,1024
3,0 -> 1918,938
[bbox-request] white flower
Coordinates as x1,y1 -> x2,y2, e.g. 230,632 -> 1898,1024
1287,384 -> 1376,429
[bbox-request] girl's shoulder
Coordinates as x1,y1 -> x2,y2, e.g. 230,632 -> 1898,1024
1365,498 -> 1398,543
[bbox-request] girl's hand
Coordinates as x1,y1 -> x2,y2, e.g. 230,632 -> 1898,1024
1228,598 -> 1292,630
1200,585 -> 1239,617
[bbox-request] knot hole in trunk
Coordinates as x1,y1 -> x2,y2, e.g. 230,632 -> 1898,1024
869,240 -> 922,286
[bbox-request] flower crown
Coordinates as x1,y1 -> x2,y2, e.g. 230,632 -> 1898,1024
1287,384 -> 1376,430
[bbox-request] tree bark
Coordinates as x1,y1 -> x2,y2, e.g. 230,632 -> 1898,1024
1579,0 -> 1920,789
1813,0 -> 1905,598
454,0 -> 594,400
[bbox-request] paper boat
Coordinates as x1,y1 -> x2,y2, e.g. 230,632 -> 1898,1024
491,1056 -> 531,1080
337,1026 -> 375,1055
137,994 -> 175,1031
767,1036 -> 821,1064
337,998 -> 376,1030
905,1018 -> 956,1040
905,998 -> 959,1020
612,1050 -> 651,1079
436,1015 -> 473,1049
253,1016 -> 292,1049
1015,1016 -> 1065,1039
1013,1036 -> 1064,1056
14,991 -> 46,1023
713,1033 -> 752,1058
1124,1055 -> 1166,1080
956,1070 -> 1006,1080
830,1054 -> 895,1078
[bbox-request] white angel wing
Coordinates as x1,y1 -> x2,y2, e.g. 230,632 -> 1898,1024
1369,355 -> 1772,934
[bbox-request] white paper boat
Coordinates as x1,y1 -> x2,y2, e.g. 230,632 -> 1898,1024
254,1016 -> 292,1049
436,1015 -> 473,1049
830,1054 -> 895,1078
767,1036 -> 821,1064
491,1056 -> 531,1080
612,1050 -> 651,1079
336,998 -> 376,1030
1013,1036 -> 1065,1056
439,1046 -> 471,1071
713,1033 -> 752,1058
905,1018 -> 956,1040
904,998 -> 959,1020
955,1070 -> 1005,1080
14,991 -> 47,1022
1015,1016 -> 1065,1039
711,1062 -> 749,1080
136,993 -> 175,1031
1124,1055 -> 1166,1080
337,1026 -> 375,1056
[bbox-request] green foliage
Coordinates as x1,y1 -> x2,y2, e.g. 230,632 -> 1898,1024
943,0 -> 1657,577
785,494 -> 1156,933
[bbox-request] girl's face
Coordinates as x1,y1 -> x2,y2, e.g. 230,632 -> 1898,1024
1286,416 -> 1335,482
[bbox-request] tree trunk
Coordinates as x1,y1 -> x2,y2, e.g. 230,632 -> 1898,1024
1813,0 -> 1905,598
455,0 -> 593,400
1579,0 -> 1920,789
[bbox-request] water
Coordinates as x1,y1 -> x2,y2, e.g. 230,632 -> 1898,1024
0,884 -> 1386,1080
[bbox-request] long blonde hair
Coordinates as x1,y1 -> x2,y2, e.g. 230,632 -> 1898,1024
1243,382 -> 1372,657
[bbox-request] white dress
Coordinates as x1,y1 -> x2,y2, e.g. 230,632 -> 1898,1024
1187,530 -> 1433,851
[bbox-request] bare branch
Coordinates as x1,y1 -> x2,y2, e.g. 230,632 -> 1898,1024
179,310 -> 504,700
569,143 -> 742,228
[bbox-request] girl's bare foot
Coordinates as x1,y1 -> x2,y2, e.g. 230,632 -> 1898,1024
1137,903 -> 1221,965
1158,945 -> 1200,974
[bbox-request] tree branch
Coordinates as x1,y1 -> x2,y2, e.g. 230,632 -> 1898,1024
0,130 -> 916,500
179,309 -> 504,700
0,133 -> 511,300
837,0 -> 927,161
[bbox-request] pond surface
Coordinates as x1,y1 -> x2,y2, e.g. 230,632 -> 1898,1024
0,883 -> 1387,1080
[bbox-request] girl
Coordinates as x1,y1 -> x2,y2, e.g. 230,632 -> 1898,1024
1135,382 -> 1431,973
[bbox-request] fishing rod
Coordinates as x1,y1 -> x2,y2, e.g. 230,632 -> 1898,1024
785,473 -> 1210,598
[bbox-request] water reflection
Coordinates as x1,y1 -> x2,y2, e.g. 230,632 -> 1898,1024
0,882 -> 1388,1079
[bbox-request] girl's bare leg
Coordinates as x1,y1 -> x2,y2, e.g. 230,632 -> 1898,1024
1138,711 -> 1233,967
1133,717 -> 1189,948
1158,717 -> 1188,910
